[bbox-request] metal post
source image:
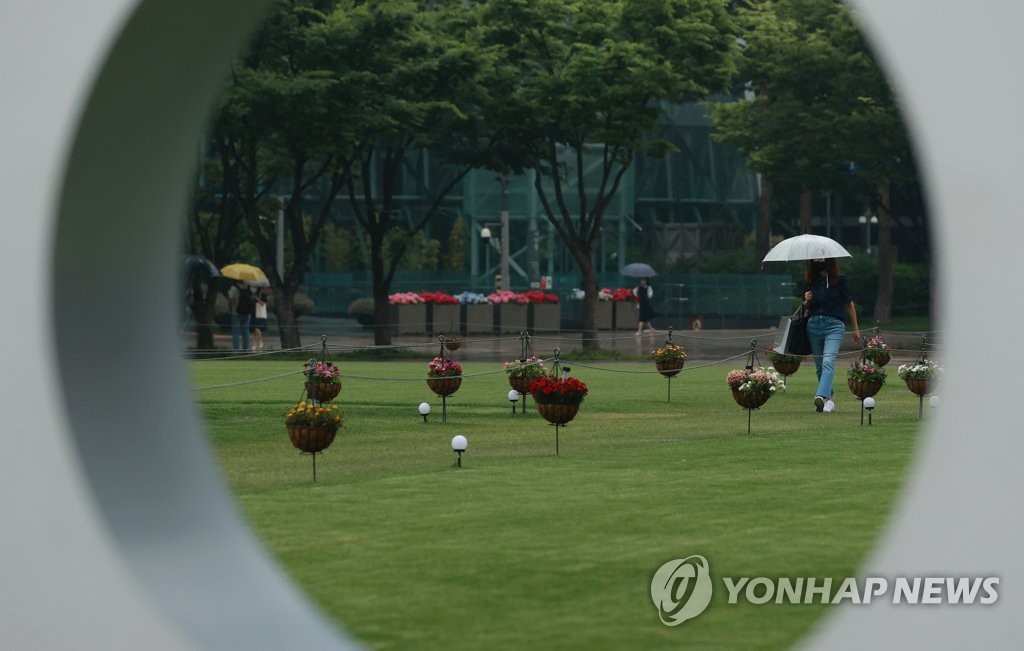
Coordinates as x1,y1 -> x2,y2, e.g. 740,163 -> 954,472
498,175 -> 511,291
276,198 -> 285,280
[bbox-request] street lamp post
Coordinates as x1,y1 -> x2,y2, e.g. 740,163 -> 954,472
858,213 -> 878,254
498,175 -> 511,291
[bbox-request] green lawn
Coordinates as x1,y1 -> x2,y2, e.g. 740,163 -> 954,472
192,359 -> 925,650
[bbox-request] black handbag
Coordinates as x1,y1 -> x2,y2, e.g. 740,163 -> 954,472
773,305 -> 811,356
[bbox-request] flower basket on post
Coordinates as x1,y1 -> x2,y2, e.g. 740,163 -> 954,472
426,376 -> 462,397
847,359 -> 887,425
766,349 -> 802,378
302,338 -> 342,404
651,328 -> 687,402
898,358 -> 943,417
864,334 -> 892,367
503,333 -> 544,414
284,400 -> 343,482
726,342 -> 785,434
730,387 -> 771,410
304,381 -> 341,403
527,348 -> 588,455
426,336 -> 462,422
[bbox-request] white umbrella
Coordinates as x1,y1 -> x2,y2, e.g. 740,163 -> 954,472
761,234 -> 852,263
620,262 -> 658,277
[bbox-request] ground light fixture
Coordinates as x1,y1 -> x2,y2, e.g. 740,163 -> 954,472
863,396 -> 876,425
508,389 -> 520,414
418,402 -> 431,423
451,435 -> 468,467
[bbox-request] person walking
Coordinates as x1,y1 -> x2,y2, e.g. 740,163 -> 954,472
633,277 -> 656,335
228,281 -> 253,352
251,289 -> 268,350
802,258 -> 861,412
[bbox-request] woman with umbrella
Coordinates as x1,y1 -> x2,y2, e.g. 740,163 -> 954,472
802,257 -> 861,412
762,235 -> 863,413
633,277 -> 657,335
621,263 -> 658,335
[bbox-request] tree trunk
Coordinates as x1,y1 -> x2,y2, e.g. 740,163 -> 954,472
371,289 -> 392,346
799,189 -> 813,233
756,175 -> 773,255
189,276 -> 218,350
873,179 -> 894,323
370,235 -> 393,346
569,245 -> 599,349
274,292 -> 302,349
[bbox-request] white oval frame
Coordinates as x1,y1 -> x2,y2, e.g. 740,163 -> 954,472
1,0 -> 1020,648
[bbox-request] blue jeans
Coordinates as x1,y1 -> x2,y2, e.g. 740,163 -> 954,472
231,313 -> 251,351
807,315 -> 845,399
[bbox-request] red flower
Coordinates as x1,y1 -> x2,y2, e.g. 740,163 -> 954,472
420,291 -> 459,305
527,374 -> 589,405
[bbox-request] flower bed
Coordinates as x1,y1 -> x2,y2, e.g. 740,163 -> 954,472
388,292 -> 425,305
419,291 -> 460,305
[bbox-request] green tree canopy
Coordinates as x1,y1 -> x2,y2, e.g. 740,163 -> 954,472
472,0 -> 739,346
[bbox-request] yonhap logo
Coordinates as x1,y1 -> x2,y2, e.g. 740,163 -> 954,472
650,555 -> 714,626
650,553 -> 1000,628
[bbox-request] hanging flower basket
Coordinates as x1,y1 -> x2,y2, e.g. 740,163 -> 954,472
284,401 -> 342,453
426,357 -> 462,397
772,359 -> 801,376
730,388 -> 770,410
864,335 -> 891,367
766,350 -> 802,377
287,425 -> 337,454
527,373 -> 588,425
509,375 -> 534,394
652,343 -> 687,377
847,359 -> 886,399
302,358 -> 341,402
897,361 -> 942,397
864,349 -> 891,367
426,377 -> 462,397
504,356 -> 546,395
535,402 -> 581,425
725,367 -> 784,410
847,379 -> 883,399
904,378 -> 931,397
444,336 -> 462,351
655,360 -> 685,378
305,381 -> 341,403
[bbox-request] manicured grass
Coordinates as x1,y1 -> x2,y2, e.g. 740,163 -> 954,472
192,359 -> 925,650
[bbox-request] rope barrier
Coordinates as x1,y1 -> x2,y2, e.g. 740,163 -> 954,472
188,326 -> 944,390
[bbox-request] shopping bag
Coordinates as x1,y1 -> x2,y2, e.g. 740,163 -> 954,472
772,308 -> 811,356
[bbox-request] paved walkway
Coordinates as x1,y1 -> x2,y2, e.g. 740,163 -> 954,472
189,315 -> 937,365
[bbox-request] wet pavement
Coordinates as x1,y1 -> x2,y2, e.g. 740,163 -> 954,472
188,314 -> 936,366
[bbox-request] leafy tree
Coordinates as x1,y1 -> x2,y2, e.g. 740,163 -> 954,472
711,0 -> 920,322
186,137 -> 261,350
203,0 -> 351,348
321,0 -> 489,345
199,0 -> 486,347
472,0 -> 739,347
